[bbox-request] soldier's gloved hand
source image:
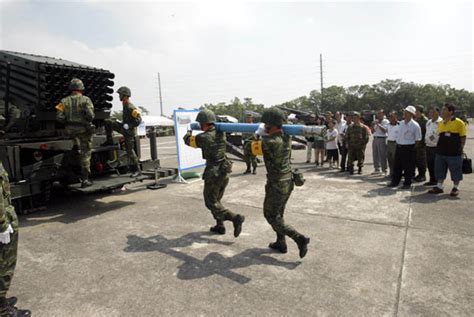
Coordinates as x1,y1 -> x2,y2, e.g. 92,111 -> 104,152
0,224 -> 14,244
123,123 -> 129,130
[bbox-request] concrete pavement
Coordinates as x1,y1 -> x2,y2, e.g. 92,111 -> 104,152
10,122 -> 474,316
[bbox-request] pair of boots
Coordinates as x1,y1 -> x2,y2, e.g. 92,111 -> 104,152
210,215 -> 246,238
0,297 -> 31,317
348,166 -> 362,175
269,233 -> 310,259
243,165 -> 257,175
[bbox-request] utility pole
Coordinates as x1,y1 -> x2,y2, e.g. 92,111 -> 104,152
319,53 -> 323,114
157,72 -> 164,116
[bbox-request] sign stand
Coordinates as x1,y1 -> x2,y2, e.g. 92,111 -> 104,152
172,109 -> 206,184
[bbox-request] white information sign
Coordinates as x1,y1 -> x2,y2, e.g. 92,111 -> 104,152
174,109 -> 206,175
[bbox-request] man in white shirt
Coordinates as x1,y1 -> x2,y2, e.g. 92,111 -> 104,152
371,109 -> 390,175
386,111 -> 400,178
424,106 -> 443,186
388,105 -> 422,189
335,111 -> 347,171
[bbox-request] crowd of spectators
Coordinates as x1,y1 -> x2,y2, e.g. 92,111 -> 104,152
302,103 -> 468,196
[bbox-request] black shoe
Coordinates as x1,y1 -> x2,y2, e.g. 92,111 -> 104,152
269,241 -> 288,253
414,175 -> 426,182
305,160 -> 310,164
210,225 -> 226,235
339,167 -> 346,172
2,306 -> 31,317
401,184 -> 411,190
296,235 -> 310,258
81,179 -> 93,188
358,167 -> 362,174
348,167 -> 354,175
315,161 -> 319,166
6,297 -> 17,308
130,170 -> 142,178
252,168 -> 257,175
232,215 -> 245,237
243,169 -> 251,175
424,181 -> 437,186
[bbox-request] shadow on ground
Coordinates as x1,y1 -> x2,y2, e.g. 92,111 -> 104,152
19,189 -> 136,228
124,231 -> 301,284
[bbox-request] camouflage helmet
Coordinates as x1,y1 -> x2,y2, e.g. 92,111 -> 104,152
196,109 -> 216,124
261,107 -> 286,126
117,86 -> 131,97
69,78 -> 84,91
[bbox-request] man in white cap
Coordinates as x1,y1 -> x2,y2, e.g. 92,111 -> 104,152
387,105 -> 422,189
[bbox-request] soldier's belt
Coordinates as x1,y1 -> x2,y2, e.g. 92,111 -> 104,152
190,122 -> 326,137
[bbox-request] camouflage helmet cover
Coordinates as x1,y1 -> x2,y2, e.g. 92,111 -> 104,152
69,78 -> 84,91
261,107 -> 286,126
117,86 -> 131,97
196,109 -> 216,124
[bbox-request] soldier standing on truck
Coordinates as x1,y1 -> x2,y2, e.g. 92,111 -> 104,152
102,86 -> 142,177
56,78 -> 95,188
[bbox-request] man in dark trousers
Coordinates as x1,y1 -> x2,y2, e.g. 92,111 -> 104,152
388,106 -> 422,189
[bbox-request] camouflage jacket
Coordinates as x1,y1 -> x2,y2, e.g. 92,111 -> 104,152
0,162 -> 16,232
56,94 -> 94,125
416,115 -> 428,144
262,131 -> 292,180
346,123 -> 369,148
122,101 -> 142,128
183,126 -> 227,165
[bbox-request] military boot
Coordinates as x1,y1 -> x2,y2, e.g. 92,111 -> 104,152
296,235 -> 310,259
6,297 -> 17,307
232,214 -> 245,237
81,171 -> 93,188
130,165 -> 142,178
243,164 -> 251,174
1,306 -> 31,317
252,167 -> 257,175
348,166 -> 354,175
210,220 -> 226,235
269,234 -> 287,253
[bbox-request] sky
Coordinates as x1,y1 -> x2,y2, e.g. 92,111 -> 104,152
1,0 -> 473,116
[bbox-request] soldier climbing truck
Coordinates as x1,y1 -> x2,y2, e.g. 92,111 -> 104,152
0,50 -> 172,213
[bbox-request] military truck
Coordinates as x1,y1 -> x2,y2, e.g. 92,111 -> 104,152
0,51 -> 163,213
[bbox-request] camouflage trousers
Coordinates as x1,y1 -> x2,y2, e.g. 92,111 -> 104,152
203,172 -> 236,222
243,142 -> 257,169
104,119 -> 139,166
263,177 -> 301,241
347,146 -> 365,168
0,207 -> 19,312
66,126 -> 92,175
415,143 -> 427,175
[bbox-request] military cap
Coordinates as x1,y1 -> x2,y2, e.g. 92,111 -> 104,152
261,107 -> 286,126
352,111 -> 361,117
117,86 -> 131,97
69,78 -> 84,91
415,105 -> 424,112
196,109 -> 216,124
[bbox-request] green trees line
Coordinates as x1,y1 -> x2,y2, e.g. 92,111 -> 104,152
203,79 -> 474,119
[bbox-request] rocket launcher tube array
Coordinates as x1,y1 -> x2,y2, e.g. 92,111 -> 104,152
190,122 -> 326,137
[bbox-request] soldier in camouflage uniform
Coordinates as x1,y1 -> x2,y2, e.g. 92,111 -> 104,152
242,113 -> 258,175
0,160 -> 31,317
261,108 -> 310,258
183,109 -> 245,236
346,111 -> 369,175
56,78 -> 95,188
102,86 -> 142,177
414,105 -> 428,182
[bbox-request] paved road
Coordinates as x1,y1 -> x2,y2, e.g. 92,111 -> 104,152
11,122 -> 474,316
